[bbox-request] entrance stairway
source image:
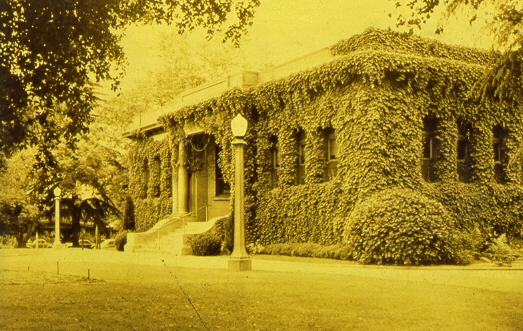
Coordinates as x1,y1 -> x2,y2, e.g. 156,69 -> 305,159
124,214 -> 224,256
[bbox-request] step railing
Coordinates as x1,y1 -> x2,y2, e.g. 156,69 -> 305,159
182,205 -> 210,233
154,205 -> 210,250
125,205 -> 211,252
126,215 -> 183,252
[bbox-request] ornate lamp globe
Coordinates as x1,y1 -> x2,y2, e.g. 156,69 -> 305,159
231,114 -> 248,138
53,187 -> 62,197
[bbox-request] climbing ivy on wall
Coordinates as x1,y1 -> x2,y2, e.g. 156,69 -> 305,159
127,136 -> 173,231
159,89 -> 259,242
129,28 -> 523,249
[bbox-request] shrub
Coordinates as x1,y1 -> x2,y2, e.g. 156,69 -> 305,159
451,226 -> 494,263
189,232 -> 222,256
344,188 -> 458,265
262,243 -> 295,256
246,240 -> 265,254
115,231 -> 128,252
450,227 -> 523,266
484,234 -> 520,266
0,235 -> 17,249
214,215 -> 232,254
451,249 -> 475,265
261,243 -> 352,260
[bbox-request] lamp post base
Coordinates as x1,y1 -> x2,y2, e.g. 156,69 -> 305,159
228,257 -> 252,271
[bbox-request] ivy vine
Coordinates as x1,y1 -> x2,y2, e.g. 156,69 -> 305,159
127,28 -> 523,247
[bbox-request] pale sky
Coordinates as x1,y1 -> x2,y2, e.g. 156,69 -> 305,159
119,0 -> 494,92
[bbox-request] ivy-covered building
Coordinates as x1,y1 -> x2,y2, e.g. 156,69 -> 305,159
124,28 -> 523,263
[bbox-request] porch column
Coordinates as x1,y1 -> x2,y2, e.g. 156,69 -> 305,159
178,140 -> 189,214
170,136 -> 178,215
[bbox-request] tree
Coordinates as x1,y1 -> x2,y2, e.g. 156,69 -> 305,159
1,16 -> 254,244
27,138 -> 123,246
57,190 -> 120,247
0,0 -> 260,168
393,0 -> 523,104
118,32 -> 250,109
0,150 -> 39,246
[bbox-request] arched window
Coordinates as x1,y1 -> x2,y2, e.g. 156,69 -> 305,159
493,125 -> 508,183
295,129 -> 306,185
323,127 -> 338,181
269,135 -> 279,188
457,120 -> 473,182
421,117 -> 438,182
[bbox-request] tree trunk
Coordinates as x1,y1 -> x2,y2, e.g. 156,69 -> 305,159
71,209 -> 81,247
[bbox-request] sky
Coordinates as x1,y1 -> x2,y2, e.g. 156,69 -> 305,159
119,0 -> 495,92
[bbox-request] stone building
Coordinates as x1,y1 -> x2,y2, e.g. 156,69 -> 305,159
123,29 -> 523,255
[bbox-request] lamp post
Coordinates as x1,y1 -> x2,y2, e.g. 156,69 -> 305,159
228,114 -> 252,271
52,186 -> 63,249
35,228 -> 39,250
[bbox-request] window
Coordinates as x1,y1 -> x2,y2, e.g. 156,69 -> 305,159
152,156 -> 161,197
296,129 -> 306,185
421,117 -> 438,182
457,120 -> 473,182
215,146 -> 230,196
269,136 -> 279,188
493,125 -> 508,183
324,128 -> 338,181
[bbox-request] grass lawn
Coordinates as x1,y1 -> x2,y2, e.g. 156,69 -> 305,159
1,262 -> 522,331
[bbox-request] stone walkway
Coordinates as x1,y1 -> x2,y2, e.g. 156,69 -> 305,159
1,249 -> 522,294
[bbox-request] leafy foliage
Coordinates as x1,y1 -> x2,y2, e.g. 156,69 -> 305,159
0,234 -> 18,248
136,33 -> 250,107
260,243 -> 352,260
256,183 -> 348,246
425,183 -> 523,242
330,28 -> 495,65
114,230 -> 128,252
127,138 -> 173,231
0,150 -> 39,245
188,232 -> 222,256
393,0 -> 523,104
344,189 -> 458,265
0,0 -> 260,169
1,0 -> 257,247
27,140 -> 123,246
134,29 -> 523,263
215,215 -> 233,254
122,33 -> 251,230
0,61 -> 137,245
484,233 -> 520,266
452,228 -> 521,265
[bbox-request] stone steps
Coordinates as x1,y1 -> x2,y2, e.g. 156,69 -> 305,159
136,229 -> 185,255
126,216 -> 224,256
